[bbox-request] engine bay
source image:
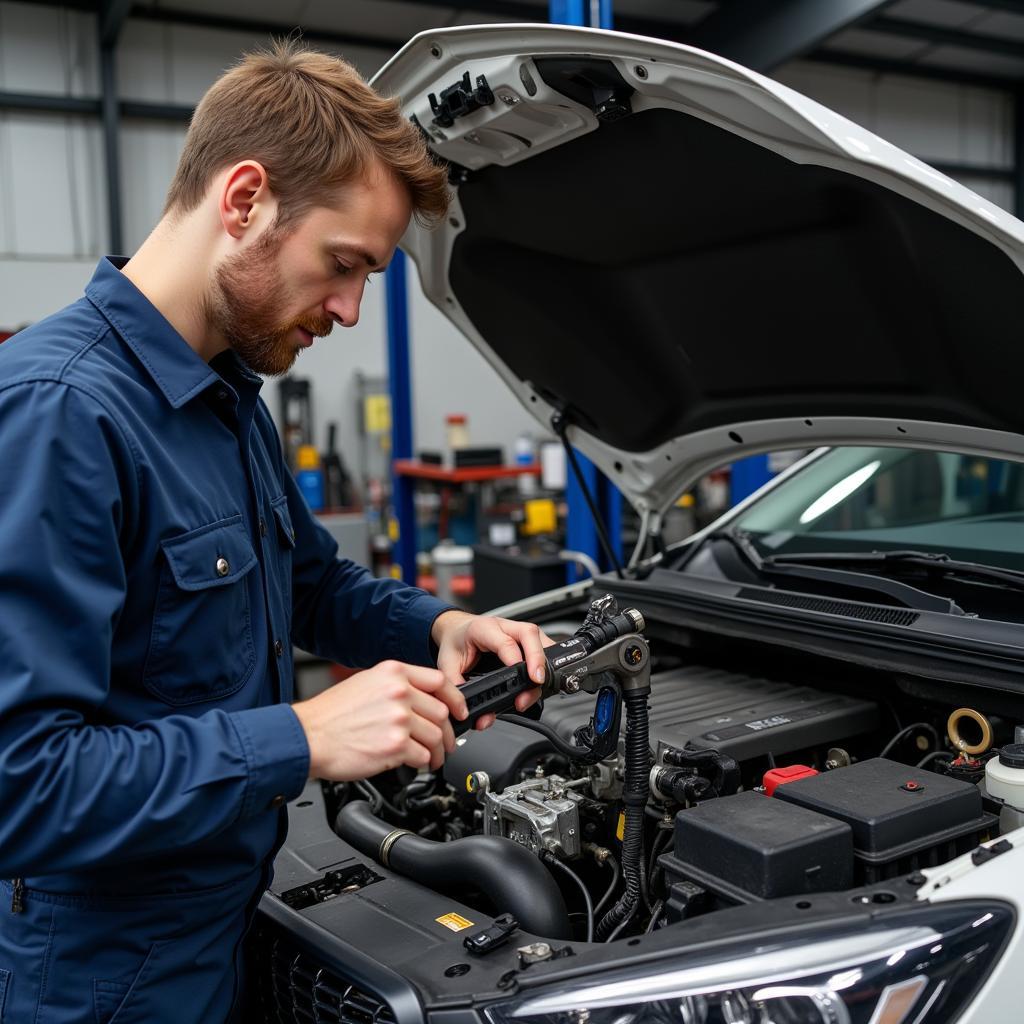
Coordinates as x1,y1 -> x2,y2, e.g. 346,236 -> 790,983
293,595 -> 1024,956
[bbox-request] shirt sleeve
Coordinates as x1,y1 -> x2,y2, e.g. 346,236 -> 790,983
283,469 -> 455,667
0,381 -> 308,878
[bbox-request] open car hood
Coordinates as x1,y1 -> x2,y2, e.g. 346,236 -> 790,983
374,24 -> 1024,520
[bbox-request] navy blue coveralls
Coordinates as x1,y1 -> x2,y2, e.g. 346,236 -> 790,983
0,258 -> 452,1023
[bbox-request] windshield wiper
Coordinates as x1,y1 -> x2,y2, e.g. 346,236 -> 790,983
761,548 -> 1024,595
710,530 -> 964,615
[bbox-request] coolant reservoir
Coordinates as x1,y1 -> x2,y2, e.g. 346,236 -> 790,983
985,744 -> 1024,832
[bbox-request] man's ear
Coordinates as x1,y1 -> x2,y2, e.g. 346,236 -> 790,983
219,161 -> 275,239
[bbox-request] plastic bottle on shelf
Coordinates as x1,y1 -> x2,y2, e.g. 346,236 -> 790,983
445,414 -> 469,465
295,444 -> 325,512
514,432 -> 536,495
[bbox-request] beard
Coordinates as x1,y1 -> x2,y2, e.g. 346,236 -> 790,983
205,225 -> 334,376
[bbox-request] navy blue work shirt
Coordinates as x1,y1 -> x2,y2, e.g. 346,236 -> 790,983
0,256 -> 451,896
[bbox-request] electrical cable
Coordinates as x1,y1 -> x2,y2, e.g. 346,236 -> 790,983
596,690 -> 649,939
354,780 -> 406,820
593,854 -> 621,919
552,413 -> 625,579
916,749 -> 952,769
605,901 -> 639,942
644,899 -> 665,934
879,722 -> 941,759
543,853 -> 594,943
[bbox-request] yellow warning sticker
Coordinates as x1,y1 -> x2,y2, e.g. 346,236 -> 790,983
616,811 -> 626,842
436,912 -> 475,932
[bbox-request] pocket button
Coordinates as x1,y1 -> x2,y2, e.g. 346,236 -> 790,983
215,557 -> 230,577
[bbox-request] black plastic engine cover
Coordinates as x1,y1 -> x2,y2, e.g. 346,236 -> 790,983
442,719 -> 554,794
541,665 -> 879,761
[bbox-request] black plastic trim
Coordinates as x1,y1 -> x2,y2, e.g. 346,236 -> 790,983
604,572 -> 1024,694
257,895 -> 426,1024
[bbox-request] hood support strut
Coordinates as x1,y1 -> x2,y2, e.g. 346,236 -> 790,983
552,407 -> 625,579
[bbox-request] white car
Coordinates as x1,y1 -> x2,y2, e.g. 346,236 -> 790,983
254,24 -> 1024,1024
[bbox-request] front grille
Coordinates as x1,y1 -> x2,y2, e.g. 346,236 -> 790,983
738,588 -> 920,626
253,922 -> 397,1024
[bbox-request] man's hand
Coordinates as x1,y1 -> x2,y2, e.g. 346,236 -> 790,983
431,610 -> 556,730
292,661 -> 468,780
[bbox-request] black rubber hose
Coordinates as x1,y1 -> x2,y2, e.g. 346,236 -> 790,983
335,800 -> 571,939
596,690 -> 650,940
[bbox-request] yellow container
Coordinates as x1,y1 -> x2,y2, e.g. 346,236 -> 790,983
296,444 -> 320,470
522,498 -> 557,536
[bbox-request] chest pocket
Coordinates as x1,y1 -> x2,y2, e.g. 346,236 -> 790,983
143,515 -> 258,705
270,494 -> 296,616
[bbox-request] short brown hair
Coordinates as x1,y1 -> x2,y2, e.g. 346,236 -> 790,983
165,39 -> 449,227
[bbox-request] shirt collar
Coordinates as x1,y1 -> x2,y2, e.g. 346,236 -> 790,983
85,256 -> 220,409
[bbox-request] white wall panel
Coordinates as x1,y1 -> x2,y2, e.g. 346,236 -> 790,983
0,111 -> 12,253
118,20 -> 173,103
0,1 -> 97,96
5,114 -> 83,257
0,256 -> 95,325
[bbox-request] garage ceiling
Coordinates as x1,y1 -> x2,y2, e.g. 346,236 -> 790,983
24,0 -> 1024,88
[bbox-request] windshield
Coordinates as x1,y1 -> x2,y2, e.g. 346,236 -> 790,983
733,447 -> 1024,572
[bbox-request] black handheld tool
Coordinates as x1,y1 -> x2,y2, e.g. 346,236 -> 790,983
452,596 -> 645,736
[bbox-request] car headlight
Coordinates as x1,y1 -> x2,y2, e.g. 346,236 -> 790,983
486,902 -> 1013,1024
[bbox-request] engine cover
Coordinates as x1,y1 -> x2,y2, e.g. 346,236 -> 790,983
442,719 -> 554,795
541,665 -> 879,761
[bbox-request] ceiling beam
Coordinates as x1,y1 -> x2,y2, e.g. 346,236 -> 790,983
0,90 -> 192,121
393,0 -> 696,43
869,14 -> 1024,59
127,6 -> 403,52
965,0 -> 1024,13
686,0 -> 900,72
100,0 -> 132,46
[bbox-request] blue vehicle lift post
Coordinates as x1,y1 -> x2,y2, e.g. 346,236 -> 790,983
386,250 -> 417,584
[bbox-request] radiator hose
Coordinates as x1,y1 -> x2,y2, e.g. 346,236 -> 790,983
335,800 -> 571,939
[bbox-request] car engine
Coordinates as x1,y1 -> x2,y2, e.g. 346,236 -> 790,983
324,596 -> 1021,943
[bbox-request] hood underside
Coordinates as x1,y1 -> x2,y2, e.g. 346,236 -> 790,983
374,25 -> 1024,519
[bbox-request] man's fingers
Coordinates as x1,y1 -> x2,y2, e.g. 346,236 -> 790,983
402,662 -> 468,720
436,650 -> 466,689
401,737 -> 434,770
514,688 -> 543,713
409,715 -> 446,770
474,712 -> 496,731
410,689 -> 457,752
494,619 -> 547,684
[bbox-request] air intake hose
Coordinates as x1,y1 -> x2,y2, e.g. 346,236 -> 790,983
335,800 -> 571,939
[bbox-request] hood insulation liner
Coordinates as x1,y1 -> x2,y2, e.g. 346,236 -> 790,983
449,106 -> 1024,453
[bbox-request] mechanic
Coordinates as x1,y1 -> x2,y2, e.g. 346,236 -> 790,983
0,41 -> 548,1023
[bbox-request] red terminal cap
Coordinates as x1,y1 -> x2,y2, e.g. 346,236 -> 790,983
764,764 -> 819,796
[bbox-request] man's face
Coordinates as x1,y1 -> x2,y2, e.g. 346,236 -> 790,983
207,167 -> 413,375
